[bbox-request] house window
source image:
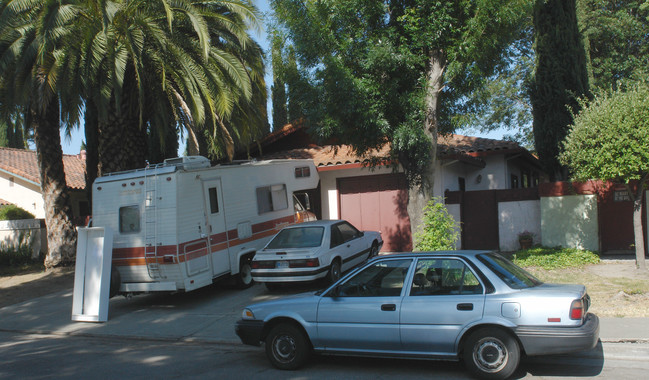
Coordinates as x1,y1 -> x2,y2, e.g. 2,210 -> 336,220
208,187 -> 219,214
458,177 -> 466,192
522,171 -> 530,188
511,174 -> 519,189
532,172 -> 539,187
9,177 -> 14,187
119,205 -> 140,233
256,184 -> 288,214
295,166 -> 311,178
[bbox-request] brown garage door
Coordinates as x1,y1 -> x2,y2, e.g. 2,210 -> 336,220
338,174 -> 412,252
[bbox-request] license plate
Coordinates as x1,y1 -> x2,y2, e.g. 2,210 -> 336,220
276,261 -> 289,269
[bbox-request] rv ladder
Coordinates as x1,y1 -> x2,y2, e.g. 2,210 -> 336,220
143,166 -> 163,279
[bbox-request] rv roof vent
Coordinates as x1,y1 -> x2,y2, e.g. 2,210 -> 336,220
164,156 -> 211,170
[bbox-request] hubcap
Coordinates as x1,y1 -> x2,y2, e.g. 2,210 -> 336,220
272,334 -> 296,363
241,264 -> 252,284
473,337 -> 508,373
331,263 -> 340,280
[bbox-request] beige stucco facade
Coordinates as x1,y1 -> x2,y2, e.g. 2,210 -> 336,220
0,171 -> 45,218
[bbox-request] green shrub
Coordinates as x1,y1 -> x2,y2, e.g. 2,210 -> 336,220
414,197 -> 460,251
0,238 -> 34,267
0,205 -> 35,220
513,246 -> 600,269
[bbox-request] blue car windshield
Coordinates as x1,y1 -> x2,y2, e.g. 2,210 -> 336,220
266,227 -> 325,249
477,253 -> 543,289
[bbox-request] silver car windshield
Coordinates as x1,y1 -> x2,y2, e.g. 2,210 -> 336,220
477,253 -> 543,289
266,227 -> 325,249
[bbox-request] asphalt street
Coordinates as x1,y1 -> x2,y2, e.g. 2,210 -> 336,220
1,281 -> 648,379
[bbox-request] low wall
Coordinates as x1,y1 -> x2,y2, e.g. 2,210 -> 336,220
540,195 -> 599,251
498,200 -> 542,251
0,219 -> 46,259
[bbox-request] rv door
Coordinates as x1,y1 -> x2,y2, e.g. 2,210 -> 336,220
202,179 -> 231,276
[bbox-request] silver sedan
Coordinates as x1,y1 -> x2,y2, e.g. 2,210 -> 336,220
236,251 -> 599,379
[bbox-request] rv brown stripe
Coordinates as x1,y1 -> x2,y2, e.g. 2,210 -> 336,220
113,214 -> 295,266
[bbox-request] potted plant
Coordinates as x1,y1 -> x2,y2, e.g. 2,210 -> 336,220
518,231 -> 534,249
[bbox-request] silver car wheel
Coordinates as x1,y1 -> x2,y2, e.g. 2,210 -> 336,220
272,334 -> 297,364
472,337 -> 508,373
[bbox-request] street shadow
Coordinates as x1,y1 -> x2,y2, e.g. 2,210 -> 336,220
514,340 -> 604,378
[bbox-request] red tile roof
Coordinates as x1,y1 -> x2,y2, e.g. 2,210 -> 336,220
0,198 -> 13,206
260,129 -> 523,169
437,134 -> 520,156
0,147 -> 86,189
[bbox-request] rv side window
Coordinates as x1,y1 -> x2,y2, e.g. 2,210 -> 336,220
256,184 -> 288,214
208,187 -> 219,214
119,205 -> 140,233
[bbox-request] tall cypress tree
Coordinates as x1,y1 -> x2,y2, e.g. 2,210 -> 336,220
271,33 -> 288,130
531,0 -> 591,181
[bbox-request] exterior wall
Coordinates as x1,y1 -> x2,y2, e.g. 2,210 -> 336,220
498,200 -> 541,251
0,174 -> 44,218
540,194 -> 599,251
440,155 -> 508,193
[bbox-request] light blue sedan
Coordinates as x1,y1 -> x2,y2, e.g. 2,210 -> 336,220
235,251 -> 599,379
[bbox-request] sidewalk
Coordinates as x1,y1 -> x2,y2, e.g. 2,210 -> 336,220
0,286 -> 647,345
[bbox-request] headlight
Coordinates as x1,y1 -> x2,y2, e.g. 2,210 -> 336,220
242,308 -> 255,320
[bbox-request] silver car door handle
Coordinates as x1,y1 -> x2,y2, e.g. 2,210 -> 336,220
381,304 -> 396,311
457,303 -> 473,311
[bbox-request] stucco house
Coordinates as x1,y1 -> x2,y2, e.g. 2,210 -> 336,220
239,123 -> 545,252
0,147 -> 88,222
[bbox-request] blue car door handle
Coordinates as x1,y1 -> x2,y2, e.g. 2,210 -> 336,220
381,304 -> 396,311
457,303 -> 474,311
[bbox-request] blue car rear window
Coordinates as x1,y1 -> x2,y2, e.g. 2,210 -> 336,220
477,253 -> 543,289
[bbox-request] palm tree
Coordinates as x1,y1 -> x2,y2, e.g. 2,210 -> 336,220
59,0 -> 267,193
0,0 -> 80,267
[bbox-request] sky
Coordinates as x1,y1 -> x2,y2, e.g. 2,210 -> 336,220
58,0 -> 505,156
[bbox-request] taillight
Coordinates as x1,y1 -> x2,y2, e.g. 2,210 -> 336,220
251,261 -> 275,269
289,258 -> 319,268
570,299 -> 584,320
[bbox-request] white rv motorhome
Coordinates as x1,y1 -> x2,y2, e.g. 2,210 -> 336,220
91,156 -> 319,295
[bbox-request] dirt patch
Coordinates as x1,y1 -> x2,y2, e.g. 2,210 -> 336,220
0,267 -> 75,308
527,260 -> 649,318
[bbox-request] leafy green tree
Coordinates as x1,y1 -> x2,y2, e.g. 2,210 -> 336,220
270,0 -> 531,241
414,197 -> 460,251
0,0 -> 79,267
0,110 -> 27,148
560,83 -> 649,270
531,0 -> 591,181
578,0 -> 649,91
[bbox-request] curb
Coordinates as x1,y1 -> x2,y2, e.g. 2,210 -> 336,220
3,327 -> 648,347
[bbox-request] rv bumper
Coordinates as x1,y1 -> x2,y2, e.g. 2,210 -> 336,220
120,281 -> 178,292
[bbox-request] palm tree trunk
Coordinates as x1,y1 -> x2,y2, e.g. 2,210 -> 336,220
97,88 -> 147,175
31,100 -> 77,268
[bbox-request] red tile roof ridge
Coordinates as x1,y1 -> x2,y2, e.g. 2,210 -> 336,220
0,147 -> 86,189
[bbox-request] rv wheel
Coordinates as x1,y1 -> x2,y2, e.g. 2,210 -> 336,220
236,257 -> 254,289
